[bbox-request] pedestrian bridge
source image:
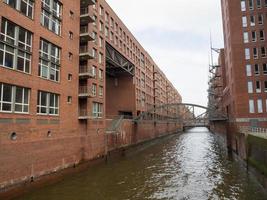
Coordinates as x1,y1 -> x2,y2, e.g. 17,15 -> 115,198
133,103 -> 227,129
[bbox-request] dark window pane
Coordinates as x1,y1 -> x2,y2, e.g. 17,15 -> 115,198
3,84 -> 12,102
2,103 -> 11,111
17,57 -> 25,71
15,87 -> 23,103
20,1 -> 27,15
0,49 -> 3,66
24,89 -> 29,103
41,92 -> 47,106
5,52 -> 14,68
15,104 -> 22,112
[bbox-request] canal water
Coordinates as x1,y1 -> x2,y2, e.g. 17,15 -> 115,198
16,128 -> 267,200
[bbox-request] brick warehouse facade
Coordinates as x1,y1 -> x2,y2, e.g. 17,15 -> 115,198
220,0 -> 267,128
0,0 -> 182,192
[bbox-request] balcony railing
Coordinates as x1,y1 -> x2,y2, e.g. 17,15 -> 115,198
80,7 -> 95,25
79,86 -> 95,98
81,0 -> 96,8
79,46 -> 94,60
80,26 -> 94,42
79,65 -> 95,79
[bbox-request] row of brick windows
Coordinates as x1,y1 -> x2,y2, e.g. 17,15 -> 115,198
4,0 -> 62,35
92,1 -> 148,69
0,19 -> 63,82
249,99 -> 267,113
0,82 -> 59,115
241,0 -> 267,11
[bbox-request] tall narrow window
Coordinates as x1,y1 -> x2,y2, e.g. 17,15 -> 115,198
253,47 -> 258,59
246,64 -> 252,76
241,0 -> 246,11
92,102 -> 103,118
256,80 -> 261,93
257,0 -> 262,8
264,81 -> 267,92
243,32 -> 249,43
261,46 -> 266,57
249,0 -> 254,10
39,39 -> 61,82
249,100 -> 255,113
263,63 -> 267,74
257,99 -> 263,113
92,84 -> 97,96
252,31 -> 257,42
258,14 -> 263,25
0,19 -> 32,73
245,48 -> 250,60
248,81 -> 253,93
242,16 -> 248,27
255,64 -> 260,75
260,30 -> 265,41
250,15 -> 256,26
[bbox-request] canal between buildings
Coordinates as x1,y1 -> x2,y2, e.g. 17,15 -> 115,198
16,127 -> 267,200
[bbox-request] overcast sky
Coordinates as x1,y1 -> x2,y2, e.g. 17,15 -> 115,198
106,0 -> 224,106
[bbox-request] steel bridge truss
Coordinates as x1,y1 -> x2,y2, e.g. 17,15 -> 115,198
106,42 -> 135,76
133,103 -> 228,128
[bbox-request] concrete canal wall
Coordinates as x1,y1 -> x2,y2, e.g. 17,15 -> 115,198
0,120 -> 181,197
211,121 -> 267,189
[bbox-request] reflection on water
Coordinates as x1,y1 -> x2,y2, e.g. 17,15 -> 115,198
16,128 -> 267,200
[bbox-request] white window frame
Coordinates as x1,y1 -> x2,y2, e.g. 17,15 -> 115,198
249,100 -> 255,113
248,81 -> 253,93
37,91 -> 59,116
0,83 -> 30,114
246,64 -> 252,76
257,99 -> 263,113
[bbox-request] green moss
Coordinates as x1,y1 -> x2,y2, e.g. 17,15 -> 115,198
248,157 -> 267,177
248,135 -> 267,150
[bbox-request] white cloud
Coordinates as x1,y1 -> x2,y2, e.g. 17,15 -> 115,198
106,0 -> 224,106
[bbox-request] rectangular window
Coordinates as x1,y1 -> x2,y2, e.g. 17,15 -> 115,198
99,21 -> 104,32
99,6 -> 103,16
253,47 -> 258,59
260,30 -> 265,41
257,0 -> 262,8
249,0 -> 254,10
261,46 -> 266,57
37,91 -> 59,115
248,81 -> 253,93
92,84 -> 97,96
258,14 -> 263,25
0,19 -> 32,73
249,100 -> 255,113
243,32 -> 249,43
252,31 -> 257,42
99,69 -> 103,80
39,39 -> 61,82
99,37 -> 103,48
263,63 -> 267,74
245,48 -> 250,60
264,81 -> 267,92
99,52 -> 103,64
105,26 -> 109,37
241,0 -> 246,11
257,99 -> 263,113
255,64 -> 260,75
41,0 -> 62,35
256,80 -> 261,93
99,86 -> 103,97
92,102 -> 103,118
250,15 -> 255,26
4,0 -> 34,19
246,64 -> 252,76
0,83 -> 29,113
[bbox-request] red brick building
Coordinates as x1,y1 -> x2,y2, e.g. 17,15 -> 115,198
220,0 -> 267,128
0,0 -> 181,191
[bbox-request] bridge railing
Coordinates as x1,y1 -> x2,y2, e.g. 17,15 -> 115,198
239,126 -> 267,139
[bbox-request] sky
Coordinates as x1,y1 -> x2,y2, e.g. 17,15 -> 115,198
106,0 -> 224,107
